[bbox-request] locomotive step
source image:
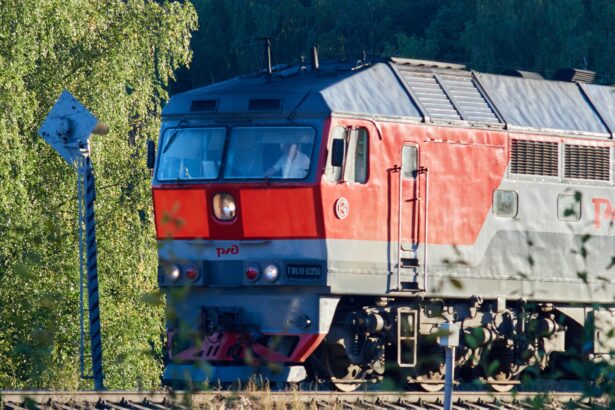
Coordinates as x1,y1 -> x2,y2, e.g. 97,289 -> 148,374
400,281 -> 421,291
401,258 -> 420,267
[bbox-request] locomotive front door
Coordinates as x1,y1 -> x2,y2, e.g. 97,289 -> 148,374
394,144 -> 427,291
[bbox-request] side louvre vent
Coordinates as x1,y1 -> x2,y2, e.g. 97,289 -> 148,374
511,139 -> 559,177
564,145 -> 610,181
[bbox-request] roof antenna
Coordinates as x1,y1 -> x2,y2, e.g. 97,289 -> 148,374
258,37 -> 273,76
310,46 -> 319,71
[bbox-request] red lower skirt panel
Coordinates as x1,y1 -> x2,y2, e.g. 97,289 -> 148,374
169,331 -> 325,363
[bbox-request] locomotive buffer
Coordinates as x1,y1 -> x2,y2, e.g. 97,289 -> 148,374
38,91 -> 109,390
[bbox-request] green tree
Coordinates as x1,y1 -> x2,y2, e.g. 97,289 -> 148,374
181,0 -> 615,88
533,0 -> 590,76
460,0 -> 606,80
177,0 -> 447,90
588,0 -> 615,84
0,0 -> 196,389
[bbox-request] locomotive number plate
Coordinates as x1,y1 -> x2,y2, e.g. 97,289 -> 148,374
286,265 -> 322,279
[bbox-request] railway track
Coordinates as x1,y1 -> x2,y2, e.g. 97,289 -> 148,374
0,390 -> 607,409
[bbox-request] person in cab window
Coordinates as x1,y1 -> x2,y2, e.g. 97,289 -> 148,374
265,143 -> 310,178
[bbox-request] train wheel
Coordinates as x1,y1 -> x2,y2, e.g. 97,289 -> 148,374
417,369 -> 445,392
487,372 -> 516,392
323,343 -> 364,392
486,340 -> 518,392
419,382 -> 445,392
414,343 -> 445,392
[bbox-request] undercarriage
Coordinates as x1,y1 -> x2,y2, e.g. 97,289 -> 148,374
307,295 -> 598,392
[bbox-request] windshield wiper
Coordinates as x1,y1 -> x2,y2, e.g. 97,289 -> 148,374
162,130 -> 179,154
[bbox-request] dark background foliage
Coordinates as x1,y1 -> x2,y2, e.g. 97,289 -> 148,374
174,0 -> 615,94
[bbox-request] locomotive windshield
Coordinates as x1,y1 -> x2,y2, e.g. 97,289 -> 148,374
224,127 -> 314,180
157,127 -> 226,180
157,126 -> 315,181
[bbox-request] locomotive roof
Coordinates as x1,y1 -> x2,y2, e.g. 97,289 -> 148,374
163,58 -> 615,138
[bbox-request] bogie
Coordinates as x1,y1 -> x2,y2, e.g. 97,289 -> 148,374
303,296 -> 593,391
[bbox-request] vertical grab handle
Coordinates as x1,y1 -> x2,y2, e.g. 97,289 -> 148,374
420,167 -> 429,292
397,162 -> 429,292
396,165 -> 403,292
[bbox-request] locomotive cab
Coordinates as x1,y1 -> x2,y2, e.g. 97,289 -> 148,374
152,122 -> 335,383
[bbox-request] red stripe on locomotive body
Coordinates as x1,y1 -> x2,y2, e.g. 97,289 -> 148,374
169,330 -> 324,363
153,185 -> 324,240
152,119 -> 512,247
240,187 -> 323,238
320,119 -> 509,246
152,120 -> 568,248
153,188 -> 209,239
422,128 -> 508,245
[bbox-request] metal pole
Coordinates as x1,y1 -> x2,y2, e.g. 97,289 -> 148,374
83,156 -> 105,390
443,346 -> 455,410
37,92 -> 108,391
438,321 -> 459,410
77,157 -> 86,378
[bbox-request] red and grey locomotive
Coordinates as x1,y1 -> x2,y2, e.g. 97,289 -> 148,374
151,55 -> 615,390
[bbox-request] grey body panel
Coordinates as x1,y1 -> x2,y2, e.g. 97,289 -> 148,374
320,63 -> 421,118
163,59 -> 614,140
158,239 -> 328,288
161,221 -> 615,305
162,62 -> 422,121
326,173 -> 615,302
580,83 -> 615,135
476,73 -> 610,136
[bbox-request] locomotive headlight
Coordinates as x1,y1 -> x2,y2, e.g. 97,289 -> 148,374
168,264 -> 181,282
213,193 -> 236,221
263,264 -> 279,282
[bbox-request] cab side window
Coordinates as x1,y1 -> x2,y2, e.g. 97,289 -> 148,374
325,126 -> 368,183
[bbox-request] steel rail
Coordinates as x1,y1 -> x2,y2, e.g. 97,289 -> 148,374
0,390 -> 605,410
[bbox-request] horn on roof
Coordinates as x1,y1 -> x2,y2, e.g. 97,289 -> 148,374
310,46 -> 319,71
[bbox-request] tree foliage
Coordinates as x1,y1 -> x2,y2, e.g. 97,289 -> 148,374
175,0 -> 614,93
0,0 -> 196,389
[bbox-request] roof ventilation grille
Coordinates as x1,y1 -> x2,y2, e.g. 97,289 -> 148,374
391,57 -> 466,70
439,75 -> 501,123
190,99 -> 218,112
553,68 -> 596,84
400,71 -> 461,121
249,98 -> 282,111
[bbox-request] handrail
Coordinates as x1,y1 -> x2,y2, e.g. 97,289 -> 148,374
396,164 -> 403,291
421,167 -> 429,292
397,158 -> 429,292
